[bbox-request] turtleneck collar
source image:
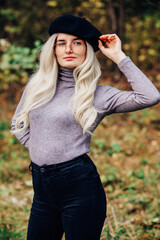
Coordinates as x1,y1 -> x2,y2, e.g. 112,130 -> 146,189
58,66 -> 75,88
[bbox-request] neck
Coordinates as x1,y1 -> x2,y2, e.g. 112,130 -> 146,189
58,66 -> 75,87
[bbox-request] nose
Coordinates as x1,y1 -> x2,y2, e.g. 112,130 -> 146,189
65,43 -> 73,53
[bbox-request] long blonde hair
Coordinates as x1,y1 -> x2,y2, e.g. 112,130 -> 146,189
11,34 -> 101,135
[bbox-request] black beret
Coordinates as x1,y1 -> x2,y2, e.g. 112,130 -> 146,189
48,14 -> 102,52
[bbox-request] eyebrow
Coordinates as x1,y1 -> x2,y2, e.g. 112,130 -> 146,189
57,38 -> 82,42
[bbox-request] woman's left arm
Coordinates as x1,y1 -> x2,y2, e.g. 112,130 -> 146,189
98,34 -> 160,112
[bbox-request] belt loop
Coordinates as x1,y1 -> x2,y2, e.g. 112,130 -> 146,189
28,163 -> 33,173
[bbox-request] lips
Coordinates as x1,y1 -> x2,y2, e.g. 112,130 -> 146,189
64,56 -> 75,60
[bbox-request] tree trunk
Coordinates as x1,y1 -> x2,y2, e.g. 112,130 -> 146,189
118,0 -> 124,42
108,0 -> 117,33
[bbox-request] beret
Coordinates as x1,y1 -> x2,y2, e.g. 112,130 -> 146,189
48,14 -> 102,52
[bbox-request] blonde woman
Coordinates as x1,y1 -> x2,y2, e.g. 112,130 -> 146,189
11,14 -> 160,240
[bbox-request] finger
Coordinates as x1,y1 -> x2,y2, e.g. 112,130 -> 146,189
101,38 -> 115,44
98,40 -> 107,51
99,35 -> 116,43
107,36 -> 116,42
99,37 -> 110,44
109,35 -> 116,40
99,39 -> 110,49
98,40 -> 103,48
109,35 -> 120,42
100,39 -> 110,44
100,34 -> 116,39
99,36 -> 109,41
105,41 -> 110,47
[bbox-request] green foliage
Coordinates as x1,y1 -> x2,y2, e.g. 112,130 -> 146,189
0,222 -> 25,240
141,159 -> 148,165
101,167 -> 119,188
102,225 -> 130,239
0,41 -> 42,90
94,139 -> 106,150
124,12 -> 160,68
106,143 -> 123,156
0,0 -> 160,83
0,121 -> 10,130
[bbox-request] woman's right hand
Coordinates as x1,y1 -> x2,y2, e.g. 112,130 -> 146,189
98,34 -> 126,64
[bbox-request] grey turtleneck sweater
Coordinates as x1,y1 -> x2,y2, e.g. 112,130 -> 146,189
11,57 -> 160,166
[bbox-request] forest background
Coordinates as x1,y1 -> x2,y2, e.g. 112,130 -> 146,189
0,0 -> 160,239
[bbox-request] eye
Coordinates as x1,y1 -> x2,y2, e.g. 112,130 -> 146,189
73,41 -> 82,45
57,42 -> 66,46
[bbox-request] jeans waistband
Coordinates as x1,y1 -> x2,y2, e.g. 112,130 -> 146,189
29,154 -> 91,172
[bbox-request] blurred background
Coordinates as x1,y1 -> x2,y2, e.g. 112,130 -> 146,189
0,0 -> 160,239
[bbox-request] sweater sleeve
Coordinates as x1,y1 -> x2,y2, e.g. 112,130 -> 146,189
101,56 -> 160,114
11,87 -> 30,149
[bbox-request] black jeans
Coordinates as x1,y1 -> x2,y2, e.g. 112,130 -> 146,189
27,154 -> 107,240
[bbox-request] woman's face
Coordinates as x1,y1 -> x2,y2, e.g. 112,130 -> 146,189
54,33 -> 87,68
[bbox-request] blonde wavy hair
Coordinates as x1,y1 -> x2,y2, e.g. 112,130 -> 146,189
11,33 -> 102,135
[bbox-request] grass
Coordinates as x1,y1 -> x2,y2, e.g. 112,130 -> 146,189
0,102 -> 160,239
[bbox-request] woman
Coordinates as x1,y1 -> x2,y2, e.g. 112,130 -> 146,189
11,14 -> 160,240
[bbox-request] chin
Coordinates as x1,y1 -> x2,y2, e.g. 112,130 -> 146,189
58,59 -> 84,69
61,62 -> 78,69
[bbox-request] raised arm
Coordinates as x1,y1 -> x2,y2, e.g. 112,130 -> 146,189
98,34 -> 160,113
11,87 -> 30,148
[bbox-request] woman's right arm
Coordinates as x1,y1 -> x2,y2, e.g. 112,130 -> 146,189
11,87 -> 30,149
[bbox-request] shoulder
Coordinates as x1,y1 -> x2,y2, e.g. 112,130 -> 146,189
94,85 -> 118,109
94,84 -> 120,98
94,84 -> 124,112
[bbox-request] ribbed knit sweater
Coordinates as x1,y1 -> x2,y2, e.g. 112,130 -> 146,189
11,57 -> 160,166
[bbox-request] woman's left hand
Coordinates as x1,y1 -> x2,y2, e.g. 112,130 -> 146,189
98,34 -> 126,64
